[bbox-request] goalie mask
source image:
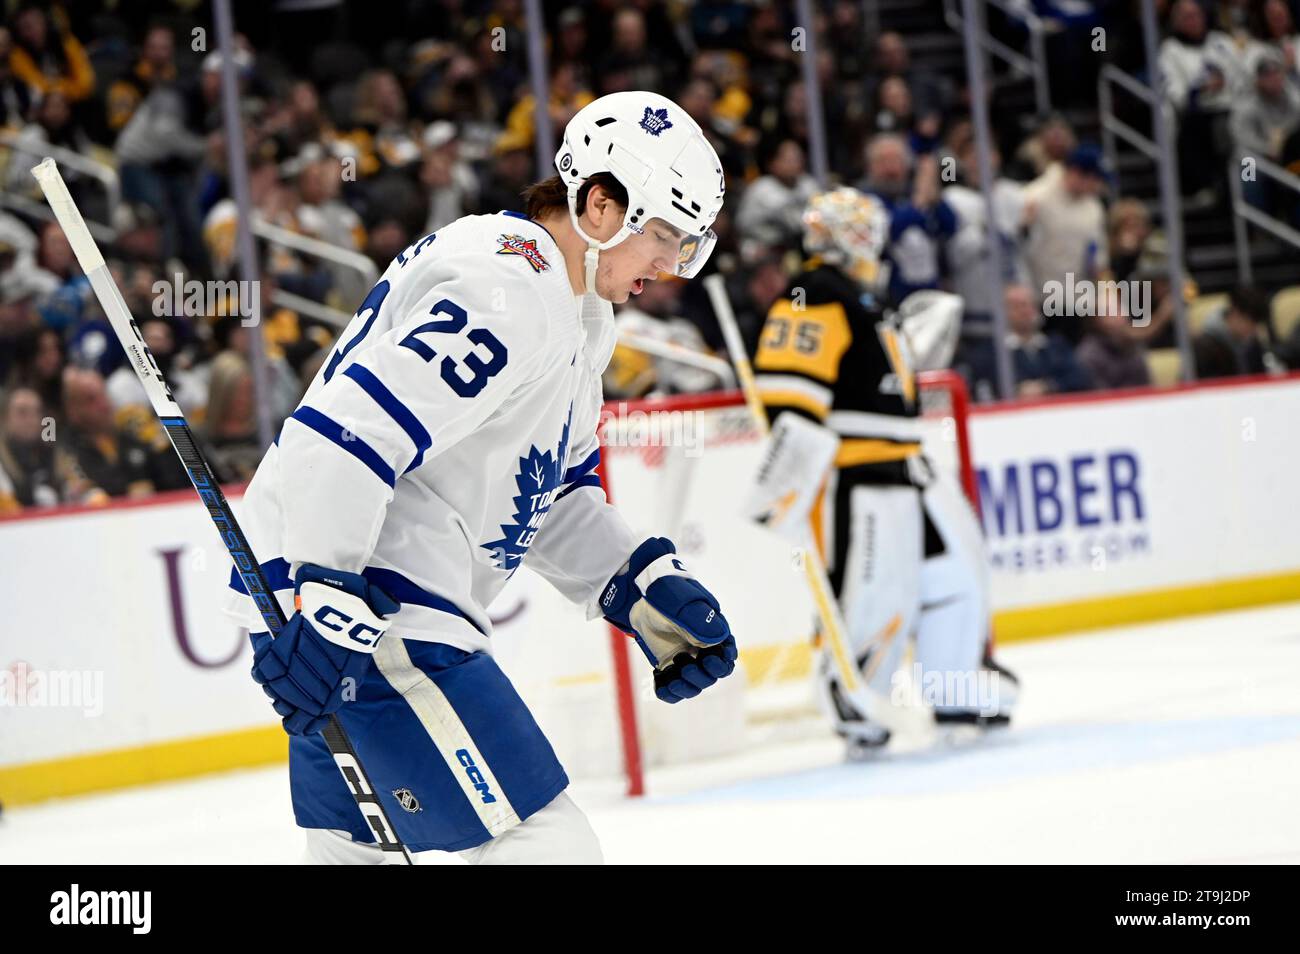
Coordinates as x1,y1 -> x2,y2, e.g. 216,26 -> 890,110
555,91 -> 726,296
801,187 -> 890,291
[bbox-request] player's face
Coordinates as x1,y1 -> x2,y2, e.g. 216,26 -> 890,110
598,218 -> 686,304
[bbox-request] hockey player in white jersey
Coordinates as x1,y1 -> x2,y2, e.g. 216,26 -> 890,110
225,91 -> 734,864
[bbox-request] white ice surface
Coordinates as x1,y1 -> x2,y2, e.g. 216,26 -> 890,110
4,602 -> 1299,864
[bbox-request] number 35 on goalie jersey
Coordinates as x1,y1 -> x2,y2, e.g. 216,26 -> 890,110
754,264 -> 922,469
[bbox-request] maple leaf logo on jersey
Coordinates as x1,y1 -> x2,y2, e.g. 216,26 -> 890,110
482,408 -> 573,574
496,233 -> 550,272
639,106 -> 673,137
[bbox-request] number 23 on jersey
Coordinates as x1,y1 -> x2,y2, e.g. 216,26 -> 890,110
325,275 -> 510,399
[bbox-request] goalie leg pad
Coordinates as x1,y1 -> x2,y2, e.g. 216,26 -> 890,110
744,410 -> 840,542
837,483 -> 923,698
916,475 -> 1014,719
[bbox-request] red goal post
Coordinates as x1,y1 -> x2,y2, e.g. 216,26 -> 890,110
596,370 -> 978,795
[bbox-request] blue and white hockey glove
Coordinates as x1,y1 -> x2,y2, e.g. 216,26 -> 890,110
250,564 -> 399,736
600,537 -> 738,704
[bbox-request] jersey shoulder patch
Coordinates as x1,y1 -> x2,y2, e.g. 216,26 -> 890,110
495,232 -> 551,272
491,211 -> 562,272
400,212 -> 579,362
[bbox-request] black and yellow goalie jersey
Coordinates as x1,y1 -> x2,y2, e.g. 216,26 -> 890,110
754,261 -> 922,484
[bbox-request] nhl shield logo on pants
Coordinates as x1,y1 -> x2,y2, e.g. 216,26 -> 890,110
392,788 -> 422,813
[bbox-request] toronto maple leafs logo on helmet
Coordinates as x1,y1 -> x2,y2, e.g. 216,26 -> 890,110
639,106 -> 673,137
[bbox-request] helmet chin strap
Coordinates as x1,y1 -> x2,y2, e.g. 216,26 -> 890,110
568,191 -> 637,301
583,244 -> 601,299
567,192 -> 604,298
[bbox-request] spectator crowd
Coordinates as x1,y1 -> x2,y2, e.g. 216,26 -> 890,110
2,0 -> 1300,514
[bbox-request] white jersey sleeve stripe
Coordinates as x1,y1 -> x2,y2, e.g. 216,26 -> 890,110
562,448 -> 600,484
340,363 -> 434,473
288,406 -> 396,487
554,447 -> 602,501
554,473 -> 603,502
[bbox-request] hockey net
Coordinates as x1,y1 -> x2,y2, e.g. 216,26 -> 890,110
496,371 -> 977,794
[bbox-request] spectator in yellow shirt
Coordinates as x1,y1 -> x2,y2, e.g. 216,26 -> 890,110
7,5 -> 93,104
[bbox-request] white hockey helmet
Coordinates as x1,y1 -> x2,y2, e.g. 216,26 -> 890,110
554,91 -> 725,294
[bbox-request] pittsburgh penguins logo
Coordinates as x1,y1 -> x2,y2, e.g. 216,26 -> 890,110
392,788 -> 422,813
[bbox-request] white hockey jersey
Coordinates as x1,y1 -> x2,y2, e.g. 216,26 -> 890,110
224,211 -> 638,653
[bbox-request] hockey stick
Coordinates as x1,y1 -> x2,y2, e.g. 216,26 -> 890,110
32,158 -> 414,864
703,275 -> 902,731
